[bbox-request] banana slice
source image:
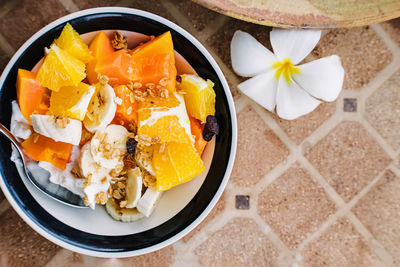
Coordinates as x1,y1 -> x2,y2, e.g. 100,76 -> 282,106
137,187 -> 163,217
30,114 -> 82,145
83,82 -> 117,133
90,124 -> 129,169
105,199 -> 145,222
79,143 -> 112,209
125,167 -> 143,208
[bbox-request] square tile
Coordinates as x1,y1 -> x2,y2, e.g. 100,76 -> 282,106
258,164 -> 336,248
300,218 -> 382,266
230,106 -> 289,187
313,27 -> 392,90
273,101 -> 336,145
0,0 -> 69,50
344,98 -> 357,112
305,121 -> 391,202
235,195 -> 249,210
0,209 -> 60,267
182,193 -> 226,242
195,217 -> 279,266
365,70 -> 400,150
353,170 -> 400,265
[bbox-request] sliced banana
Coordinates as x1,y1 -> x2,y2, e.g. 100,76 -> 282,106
90,124 -> 129,169
30,114 -> 82,145
125,167 -> 143,208
105,199 -> 145,222
135,144 -> 156,176
83,82 -> 117,133
137,187 -> 163,217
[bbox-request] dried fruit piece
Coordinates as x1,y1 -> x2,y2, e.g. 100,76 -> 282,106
126,138 -> 138,154
203,115 -> 219,141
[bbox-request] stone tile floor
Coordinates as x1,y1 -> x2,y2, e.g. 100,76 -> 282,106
0,0 -> 400,266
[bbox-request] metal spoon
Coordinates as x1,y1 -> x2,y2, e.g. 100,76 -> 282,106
0,123 -> 87,208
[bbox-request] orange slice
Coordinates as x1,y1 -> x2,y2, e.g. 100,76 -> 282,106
137,92 -> 192,144
153,142 -> 205,191
36,44 -> 86,92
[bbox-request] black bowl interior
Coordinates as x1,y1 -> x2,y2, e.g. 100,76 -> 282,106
0,11 -> 233,253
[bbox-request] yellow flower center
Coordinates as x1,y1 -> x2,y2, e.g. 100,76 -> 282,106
273,59 -> 300,83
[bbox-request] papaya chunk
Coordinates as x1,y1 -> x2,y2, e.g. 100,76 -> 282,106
189,115 -> 208,156
130,31 -> 177,92
22,133 -> 73,170
86,31 -> 114,84
112,85 -> 138,131
94,49 -> 133,86
16,69 -> 49,123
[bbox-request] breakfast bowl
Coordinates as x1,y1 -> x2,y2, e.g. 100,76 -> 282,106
0,7 -> 237,257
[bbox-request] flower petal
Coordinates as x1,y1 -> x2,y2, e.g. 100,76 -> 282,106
276,77 -> 321,120
231,30 -> 277,77
237,71 -> 278,112
270,29 -> 321,65
293,55 -> 344,102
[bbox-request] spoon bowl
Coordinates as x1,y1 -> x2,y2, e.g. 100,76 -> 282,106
0,123 -> 86,208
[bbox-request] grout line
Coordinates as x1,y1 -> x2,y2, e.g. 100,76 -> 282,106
372,24 -> 400,60
197,15 -> 228,41
0,199 -> 10,216
57,0 -> 80,13
347,212 -> 394,266
0,32 -> 16,57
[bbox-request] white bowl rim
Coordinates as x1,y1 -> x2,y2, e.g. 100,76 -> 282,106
0,6 -> 237,258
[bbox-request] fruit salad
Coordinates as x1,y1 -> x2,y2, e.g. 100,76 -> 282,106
11,23 -> 219,222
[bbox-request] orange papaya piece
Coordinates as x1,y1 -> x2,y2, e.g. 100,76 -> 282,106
112,85 -> 138,131
16,69 -> 49,123
130,31 -> 177,92
189,115 -> 208,156
94,50 -> 133,86
22,133 -> 73,170
86,31 -> 114,84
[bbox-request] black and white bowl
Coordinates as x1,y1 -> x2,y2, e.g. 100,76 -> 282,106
0,7 -> 237,257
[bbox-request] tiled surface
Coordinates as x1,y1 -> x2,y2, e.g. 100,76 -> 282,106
258,164 -> 336,249
230,106 -> 289,187
312,27 -> 392,90
0,1 -> 400,266
305,121 -> 391,202
353,170 -> 400,265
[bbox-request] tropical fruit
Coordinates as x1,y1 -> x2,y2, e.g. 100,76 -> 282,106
137,92 -> 191,144
22,133 -> 73,170
112,85 -> 138,130
54,23 -> 91,63
86,31 -> 115,84
178,74 -> 216,122
130,31 -> 177,92
94,50 -> 133,86
49,82 -> 95,120
189,115 -> 207,156
153,142 -> 205,191
36,44 -> 86,91
16,69 -> 49,123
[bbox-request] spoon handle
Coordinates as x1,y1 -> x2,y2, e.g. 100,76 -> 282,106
0,123 -> 26,161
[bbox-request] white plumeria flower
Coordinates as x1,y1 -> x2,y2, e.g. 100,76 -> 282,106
231,29 -> 344,120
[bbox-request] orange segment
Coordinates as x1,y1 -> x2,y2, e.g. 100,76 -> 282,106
16,69 -> 49,123
94,50 -> 133,86
49,82 -> 95,120
137,92 -> 191,144
153,142 -> 205,191
130,31 -> 177,92
22,133 -> 73,170
86,31 -> 114,84
36,44 -> 86,92
54,23 -> 91,63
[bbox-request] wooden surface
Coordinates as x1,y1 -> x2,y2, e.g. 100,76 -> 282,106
193,0 -> 400,28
